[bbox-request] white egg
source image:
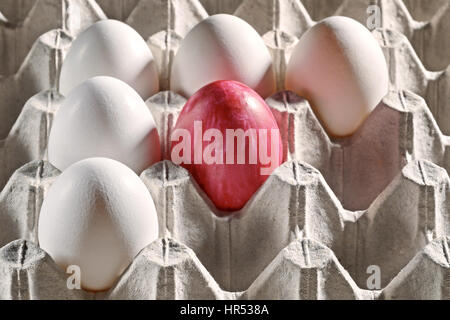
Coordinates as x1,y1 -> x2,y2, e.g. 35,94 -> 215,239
48,76 -> 161,173
285,16 -> 389,137
38,157 -> 159,291
170,14 -> 276,98
59,19 -> 159,100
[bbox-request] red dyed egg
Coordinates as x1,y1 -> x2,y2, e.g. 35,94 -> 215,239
170,80 -> 283,214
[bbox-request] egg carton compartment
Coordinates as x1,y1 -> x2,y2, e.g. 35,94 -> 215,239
0,159 -> 448,299
0,0 -> 105,77
269,89 -> 450,211
0,90 -> 62,200
373,29 -> 450,135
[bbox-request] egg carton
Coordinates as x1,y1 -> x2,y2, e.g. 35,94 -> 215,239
0,87 -> 450,299
0,0 -> 449,299
0,155 -> 449,299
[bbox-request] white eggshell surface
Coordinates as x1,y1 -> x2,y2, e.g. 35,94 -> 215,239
285,16 -> 389,137
59,19 -> 159,100
48,76 -> 161,174
38,158 -> 159,292
170,14 -> 276,98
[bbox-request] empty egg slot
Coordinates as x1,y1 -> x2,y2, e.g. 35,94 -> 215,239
0,90 -> 63,190
0,0 -> 104,77
0,239 -> 89,299
267,89 -> 450,211
0,29 -> 71,142
0,161 -> 59,247
94,0 -> 140,21
374,28 -> 450,135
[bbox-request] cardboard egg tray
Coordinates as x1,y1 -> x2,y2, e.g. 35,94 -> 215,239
0,0 -> 449,300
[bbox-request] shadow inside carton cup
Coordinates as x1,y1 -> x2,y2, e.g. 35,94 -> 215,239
269,89 -> 407,212
0,90 -> 63,191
